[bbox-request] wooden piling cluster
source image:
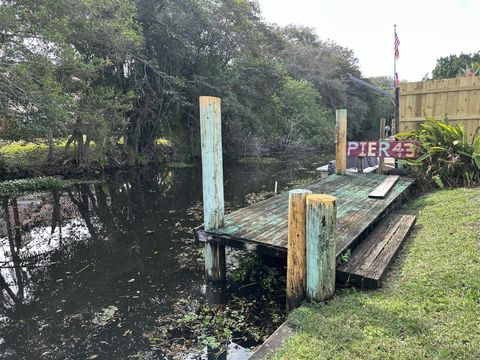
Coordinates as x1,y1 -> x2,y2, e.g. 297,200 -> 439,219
286,191 -> 337,310
286,109 -> 346,309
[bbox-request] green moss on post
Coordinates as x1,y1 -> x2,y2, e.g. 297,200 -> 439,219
200,96 -> 226,282
306,194 -> 337,302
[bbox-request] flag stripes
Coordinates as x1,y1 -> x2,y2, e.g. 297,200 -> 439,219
394,31 -> 400,60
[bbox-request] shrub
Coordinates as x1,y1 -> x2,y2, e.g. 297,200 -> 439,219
397,116 -> 480,188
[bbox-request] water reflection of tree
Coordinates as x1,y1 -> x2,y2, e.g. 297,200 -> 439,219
67,184 -> 98,242
1,198 -> 25,305
0,167 -> 207,358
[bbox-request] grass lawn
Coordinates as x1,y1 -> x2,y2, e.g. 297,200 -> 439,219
0,139 -> 68,154
272,188 -> 480,360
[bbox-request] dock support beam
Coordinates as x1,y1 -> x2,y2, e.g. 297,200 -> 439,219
286,189 -> 312,312
335,109 -> 347,175
306,194 -> 337,302
378,117 -> 386,174
200,96 -> 226,282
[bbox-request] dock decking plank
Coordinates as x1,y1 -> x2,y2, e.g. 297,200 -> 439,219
368,175 -> 400,199
205,173 -> 414,257
337,213 -> 416,288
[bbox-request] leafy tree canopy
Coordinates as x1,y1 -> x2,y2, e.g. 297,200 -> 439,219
0,0 -> 391,167
431,52 -> 480,79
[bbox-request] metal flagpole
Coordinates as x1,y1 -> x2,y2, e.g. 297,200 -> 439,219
393,24 -> 397,134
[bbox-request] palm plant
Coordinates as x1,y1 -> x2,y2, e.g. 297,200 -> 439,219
397,116 -> 480,188
458,62 -> 480,77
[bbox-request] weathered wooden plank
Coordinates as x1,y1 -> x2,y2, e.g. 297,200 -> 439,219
368,175 -> 400,199
337,214 -> 416,289
204,173 -> 414,260
336,179 -> 412,254
369,215 -> 416,279
338,214 -> 401,273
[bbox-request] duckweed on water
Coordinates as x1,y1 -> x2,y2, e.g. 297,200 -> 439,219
148,253 -> 286,358
0,176 -> 75,197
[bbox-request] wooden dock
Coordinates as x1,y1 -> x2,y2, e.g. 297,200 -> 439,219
195,172 -> 415,259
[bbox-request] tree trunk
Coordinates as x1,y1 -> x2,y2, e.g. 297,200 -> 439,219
47,130 -> 54,164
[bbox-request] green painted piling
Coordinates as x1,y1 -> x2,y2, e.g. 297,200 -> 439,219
306,194 -> 337,302
200,96 -> 226,282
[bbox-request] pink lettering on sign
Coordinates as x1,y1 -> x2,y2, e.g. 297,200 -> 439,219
346,141 -> 420,159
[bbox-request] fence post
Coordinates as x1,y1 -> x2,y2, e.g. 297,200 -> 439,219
335,109 -> 347,175
286,189 -> 312,312
378,117 -> 386,174
306,194 -> 337,302
200,96 -> 226,282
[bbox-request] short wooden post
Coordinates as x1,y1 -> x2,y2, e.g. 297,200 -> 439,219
200,96 -> 226,282
335,109 -> 347,175
356,157 -> 364,173
378,118 -> 386,174
286,189 -> 312,312
306,194 -> 337,302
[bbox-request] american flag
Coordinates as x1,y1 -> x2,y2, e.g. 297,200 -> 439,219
394,31 -> 400,60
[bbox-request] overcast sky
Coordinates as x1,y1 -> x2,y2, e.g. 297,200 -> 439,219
257,0 -> 479,81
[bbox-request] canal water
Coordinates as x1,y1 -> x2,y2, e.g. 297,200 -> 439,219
0,153 -> 331,359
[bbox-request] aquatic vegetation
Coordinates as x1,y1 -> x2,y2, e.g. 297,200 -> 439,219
0,177 -> 76,197
92,306 -> 119,326
147,253 -> 286,357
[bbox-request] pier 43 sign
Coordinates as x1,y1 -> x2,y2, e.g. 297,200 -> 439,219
347,141 -> 420,159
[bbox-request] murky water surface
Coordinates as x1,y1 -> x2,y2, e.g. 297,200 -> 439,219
0,153 -> 331,359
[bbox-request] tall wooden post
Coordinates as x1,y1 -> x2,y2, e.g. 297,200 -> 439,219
200,96 -> 226,282
378,117 -> 386,174
335,109 -> 347,175
306,194 -> 337,302
286,189 -> 312,312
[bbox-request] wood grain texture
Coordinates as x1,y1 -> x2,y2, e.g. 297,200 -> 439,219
204,173 -> 415,259
306,194 -> 337,302
337,213 -> 416,289
399,76 -> 480,141
200,96 -> 226,281
368,175 -> 400,199
335,109 -> 347,175
286,189 -> 312,312
199,96 -> 224,231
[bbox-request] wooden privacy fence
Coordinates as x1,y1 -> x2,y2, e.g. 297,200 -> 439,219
399,76 -> 480,140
